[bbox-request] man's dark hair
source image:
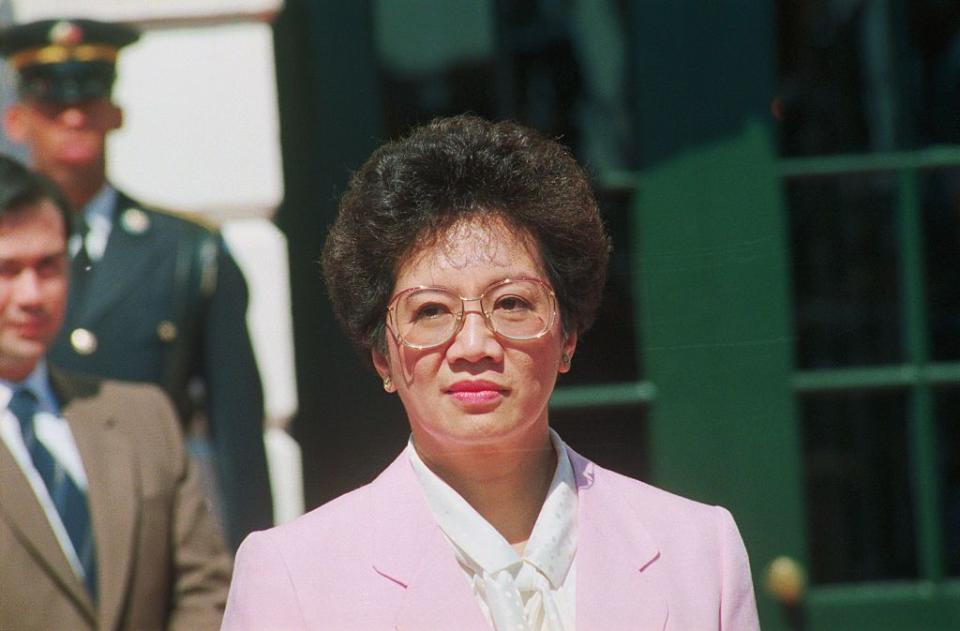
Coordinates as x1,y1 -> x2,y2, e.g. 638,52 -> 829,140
0,154 -> 72,235
322,114 -> 611,366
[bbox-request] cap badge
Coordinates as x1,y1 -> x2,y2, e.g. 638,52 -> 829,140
48,21 -> 83,47
121,207 -> 150,234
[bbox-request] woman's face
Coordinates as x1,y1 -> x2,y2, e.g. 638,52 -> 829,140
373,216 -> 577,458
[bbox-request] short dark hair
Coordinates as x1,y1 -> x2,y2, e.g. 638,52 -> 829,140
0,154 -> 72,235
322,114 -> 611,365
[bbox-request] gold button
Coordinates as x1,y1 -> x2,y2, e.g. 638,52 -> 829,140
121,208 -> 150,234
156,320 -> 178,343
70,328 -> 97,355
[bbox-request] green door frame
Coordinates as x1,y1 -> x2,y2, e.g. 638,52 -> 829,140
629,123 -> 805,631
613,3 -> 960,628
780,149 -> 960,629
625,123 -> 960,631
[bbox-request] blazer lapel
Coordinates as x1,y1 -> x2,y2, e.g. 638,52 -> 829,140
369,453 -> 490,631
0,413 -> 96,624
367,448 -> 670,630
74,195 -> 161,324
53,370 -> 139,631
569,448 -> 669,631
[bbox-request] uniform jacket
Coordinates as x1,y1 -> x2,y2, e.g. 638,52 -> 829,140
48,190 -> 272,548
223,445 -> 761,631
0,368 -> 232,631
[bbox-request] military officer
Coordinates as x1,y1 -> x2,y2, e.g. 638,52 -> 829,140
0,18 -> 273,549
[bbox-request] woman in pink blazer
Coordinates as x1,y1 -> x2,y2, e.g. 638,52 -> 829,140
223,115 -> 760,631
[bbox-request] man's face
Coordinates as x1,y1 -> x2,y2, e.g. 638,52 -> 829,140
3,98 -> 122,175
0,200 -> 68,381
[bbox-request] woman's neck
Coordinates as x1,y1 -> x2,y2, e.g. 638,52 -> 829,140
415,431 -> 557,545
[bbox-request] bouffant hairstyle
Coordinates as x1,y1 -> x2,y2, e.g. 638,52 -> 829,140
322,114 -> 610,365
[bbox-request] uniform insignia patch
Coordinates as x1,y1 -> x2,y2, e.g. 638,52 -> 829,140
121,207 -> 150,234
49,21 -> 83,47
70,328 -> 98,355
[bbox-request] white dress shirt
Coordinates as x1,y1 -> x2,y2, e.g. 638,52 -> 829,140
408,430 -> 578,631
68,183 -> 116,262
0,361 -> 90,580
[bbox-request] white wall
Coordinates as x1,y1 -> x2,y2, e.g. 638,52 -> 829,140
109,22 -> 283,219
11,0 -> 279,23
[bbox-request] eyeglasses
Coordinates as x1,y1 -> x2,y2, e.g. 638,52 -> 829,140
386,278 -> 558,350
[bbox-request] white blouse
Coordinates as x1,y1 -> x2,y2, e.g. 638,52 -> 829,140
407,430 -> 578,631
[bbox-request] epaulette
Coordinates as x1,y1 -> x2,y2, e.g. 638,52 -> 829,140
120,203 -> 220,297
137,203 -> 222,234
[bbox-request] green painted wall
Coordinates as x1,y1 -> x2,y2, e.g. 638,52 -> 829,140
635,123 -> 805,630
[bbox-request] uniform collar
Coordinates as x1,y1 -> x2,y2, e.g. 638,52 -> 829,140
70,183 -> 116,261
81,182 -> 117,225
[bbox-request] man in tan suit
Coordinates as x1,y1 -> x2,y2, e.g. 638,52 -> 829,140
0,155 -> 231,629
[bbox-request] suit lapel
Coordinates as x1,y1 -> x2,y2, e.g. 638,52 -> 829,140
0,408 -> 96,624
53,370 -> 139,631
367,448 -> 671,630
74,194 -> 161,324
369,453 -> 491,631
569,448 -> 669,631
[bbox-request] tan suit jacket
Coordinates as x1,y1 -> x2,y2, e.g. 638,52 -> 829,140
0,368 -> 232,631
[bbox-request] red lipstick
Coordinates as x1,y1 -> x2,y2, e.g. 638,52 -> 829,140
446,380 -> 505,404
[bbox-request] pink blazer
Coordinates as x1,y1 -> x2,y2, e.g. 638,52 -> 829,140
223,447 -> 760,630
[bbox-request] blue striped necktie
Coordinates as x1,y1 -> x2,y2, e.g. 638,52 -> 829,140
9,388 -> 98,602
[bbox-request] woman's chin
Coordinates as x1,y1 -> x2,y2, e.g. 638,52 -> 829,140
417,411 -> 545,449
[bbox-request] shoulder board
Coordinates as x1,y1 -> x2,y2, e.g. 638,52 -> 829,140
134,204 -> 221,233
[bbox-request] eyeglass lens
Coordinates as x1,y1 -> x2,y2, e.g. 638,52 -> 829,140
394,279 -> 554,347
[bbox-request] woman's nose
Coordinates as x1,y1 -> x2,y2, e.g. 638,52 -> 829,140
446,309 -> 503,364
